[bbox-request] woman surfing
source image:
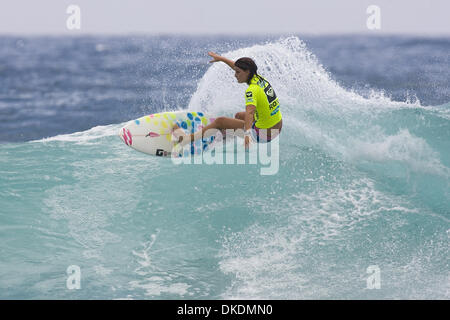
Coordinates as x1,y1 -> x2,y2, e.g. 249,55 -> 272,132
172,51 -> 282,150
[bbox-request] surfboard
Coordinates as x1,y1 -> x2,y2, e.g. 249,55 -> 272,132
118,110 -> 219,157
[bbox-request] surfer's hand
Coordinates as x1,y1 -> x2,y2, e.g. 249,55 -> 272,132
209,52 -> 235,70
208,51 -> 222,63
244,135 -> 251,151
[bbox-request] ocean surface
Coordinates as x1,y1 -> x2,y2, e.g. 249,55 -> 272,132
0,34 -> 449,299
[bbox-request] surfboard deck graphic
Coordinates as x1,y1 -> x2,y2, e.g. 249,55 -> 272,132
118,111 -> 219,157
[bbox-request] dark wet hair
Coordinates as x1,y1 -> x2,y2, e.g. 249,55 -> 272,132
234,57 -> 258,84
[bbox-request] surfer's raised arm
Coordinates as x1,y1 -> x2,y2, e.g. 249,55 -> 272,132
208,51 -> 235,70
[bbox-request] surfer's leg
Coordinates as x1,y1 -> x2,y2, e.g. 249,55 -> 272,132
172,117 -> 244,145
174,117 -> 244,145
213,117 -> 245,130
195,117 -> 244,141
171,124 -> 186,142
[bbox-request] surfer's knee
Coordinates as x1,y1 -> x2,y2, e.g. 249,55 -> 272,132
234,112 -> 245,120
215,116 -> 227,128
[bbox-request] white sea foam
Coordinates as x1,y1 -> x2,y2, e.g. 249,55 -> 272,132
31,123 -> 126,144
188,36 -> 420,117
345,128 -> 449,176
218,177 -> 425,299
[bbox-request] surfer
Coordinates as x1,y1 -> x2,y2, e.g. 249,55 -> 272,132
172,52 -> 282,150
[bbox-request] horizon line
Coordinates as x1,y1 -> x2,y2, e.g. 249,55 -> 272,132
1,31 -> 450,38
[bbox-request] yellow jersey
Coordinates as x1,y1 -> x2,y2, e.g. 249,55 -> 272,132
244,74 -> 282,129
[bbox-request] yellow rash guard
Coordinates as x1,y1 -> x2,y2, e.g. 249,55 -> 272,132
245,74 -> 282,129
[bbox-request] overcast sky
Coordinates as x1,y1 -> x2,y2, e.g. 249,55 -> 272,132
0,0 -> 449,36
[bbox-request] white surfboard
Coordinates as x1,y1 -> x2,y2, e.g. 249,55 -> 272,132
118,110 -> 219,157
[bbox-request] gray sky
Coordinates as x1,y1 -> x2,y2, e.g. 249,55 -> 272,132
0,0 -> 449,35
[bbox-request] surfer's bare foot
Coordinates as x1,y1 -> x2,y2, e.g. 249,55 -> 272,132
171,130 -> 192,146
171,126 -> 186,143
178,133 -> 192,146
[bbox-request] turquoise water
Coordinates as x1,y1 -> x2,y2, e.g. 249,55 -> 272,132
0,37 -> 449,299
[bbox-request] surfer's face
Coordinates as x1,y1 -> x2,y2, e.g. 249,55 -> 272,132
234,66 -> 250,83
